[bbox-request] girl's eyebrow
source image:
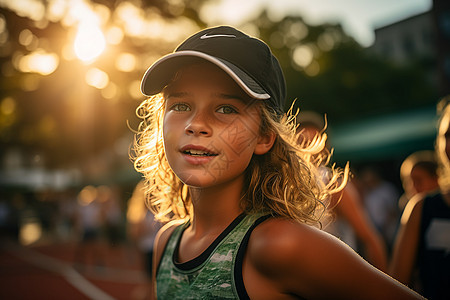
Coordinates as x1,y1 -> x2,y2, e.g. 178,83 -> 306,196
166,91 -> 190,98
216,93 -> 246,102
165,91 -> 248,103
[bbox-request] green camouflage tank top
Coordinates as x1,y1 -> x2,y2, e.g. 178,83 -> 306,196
156,213 -> 269,299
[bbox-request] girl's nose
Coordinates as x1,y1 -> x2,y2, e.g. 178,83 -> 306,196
185,111 -> 212,137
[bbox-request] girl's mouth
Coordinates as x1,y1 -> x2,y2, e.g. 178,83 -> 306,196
182,149 -> 218,157
180,146 -> 219,165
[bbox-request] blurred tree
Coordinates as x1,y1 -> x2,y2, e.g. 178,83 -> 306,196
0,0 -> 205,179
251,11 -> 437,125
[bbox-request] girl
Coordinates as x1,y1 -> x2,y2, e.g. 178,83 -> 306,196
398,150 -> 439,211
133,26 -> 423,299
390,100 -> 450,299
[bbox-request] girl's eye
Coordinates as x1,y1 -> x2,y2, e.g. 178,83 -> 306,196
217,105 -> 237,114
171,103 -> 190,112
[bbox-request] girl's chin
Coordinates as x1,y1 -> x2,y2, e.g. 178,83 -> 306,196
176,172 -> 218,188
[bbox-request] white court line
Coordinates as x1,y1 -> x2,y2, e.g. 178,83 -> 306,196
2,242 -> 115,300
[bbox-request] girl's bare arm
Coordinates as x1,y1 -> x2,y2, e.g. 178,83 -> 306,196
389,195 -> 424,284
245,218 -> 424,300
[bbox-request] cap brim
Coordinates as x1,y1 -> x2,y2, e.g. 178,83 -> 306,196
140,50 -> 270,100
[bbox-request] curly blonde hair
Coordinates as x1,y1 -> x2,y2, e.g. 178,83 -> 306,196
132,94 -> 348,228
436,99 -> 450,193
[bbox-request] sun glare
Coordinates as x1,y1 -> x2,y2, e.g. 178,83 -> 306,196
18,49 -> 59,75
292,45 -> 314,68
115,52 -> 136,72
74,22 -> 106,62
85,67 -> 109,89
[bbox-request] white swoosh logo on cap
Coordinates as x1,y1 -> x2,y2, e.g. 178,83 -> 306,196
200,34 -> 236,39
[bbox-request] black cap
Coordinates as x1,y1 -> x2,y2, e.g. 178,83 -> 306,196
141,26 -> 286,114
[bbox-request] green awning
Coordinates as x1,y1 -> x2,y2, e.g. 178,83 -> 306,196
330,106 -> 438,163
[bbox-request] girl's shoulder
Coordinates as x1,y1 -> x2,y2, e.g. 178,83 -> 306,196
244,217 -> 364,297
244,217 -> 425,299
401,193 -> 426,223
247,217 -> 341,270
154,219 -> 186,265
156,219 -> 186,242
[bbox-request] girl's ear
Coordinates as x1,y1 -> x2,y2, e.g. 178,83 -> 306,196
254,131 -> 276,155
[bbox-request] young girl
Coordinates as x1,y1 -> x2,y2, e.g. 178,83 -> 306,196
133,26 -> 423,299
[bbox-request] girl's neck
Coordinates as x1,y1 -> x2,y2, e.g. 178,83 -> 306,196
176,180 -> 245,264
188,177 -> 245,236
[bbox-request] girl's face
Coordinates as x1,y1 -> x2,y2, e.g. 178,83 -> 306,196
445,123 -> 450,161
438,114 -> 450,162
162,62 -> 273,188
410,165 -> 439,195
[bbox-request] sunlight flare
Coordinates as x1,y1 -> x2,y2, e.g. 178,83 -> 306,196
18,49 -> 59,75
74,21 -> 106,62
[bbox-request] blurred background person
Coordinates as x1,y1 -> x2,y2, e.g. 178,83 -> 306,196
98,185 -> 126,267
55,188 -> 78,242
297,111 -> 388,271
358,165 -> 400,253
0,194 -> 21,242
398,150 -> 440,211
127,180 -> 162,300
390,99 -> 450,300
98,185 -> 123,246
73,185 -> 106,271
